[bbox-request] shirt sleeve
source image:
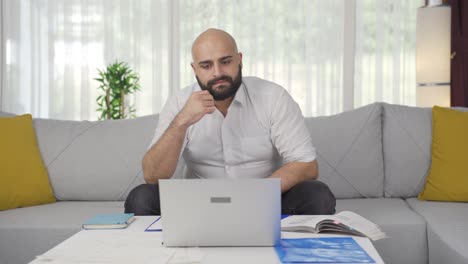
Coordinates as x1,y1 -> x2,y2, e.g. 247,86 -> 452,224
270,89 -> 316,164
147,93 -> 187,155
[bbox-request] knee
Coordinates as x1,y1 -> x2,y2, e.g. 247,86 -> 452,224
293,180 -> 336,214
293,181 -> 333,197
126,184 -> 158,203
124,184 -> 159,214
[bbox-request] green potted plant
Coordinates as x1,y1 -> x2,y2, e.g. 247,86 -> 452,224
95,61 -> 140,120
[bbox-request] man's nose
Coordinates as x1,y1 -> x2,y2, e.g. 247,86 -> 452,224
213,63 -> 222,77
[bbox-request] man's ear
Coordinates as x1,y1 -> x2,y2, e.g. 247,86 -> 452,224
238,52 -> 243,68
191,62 -> 197,73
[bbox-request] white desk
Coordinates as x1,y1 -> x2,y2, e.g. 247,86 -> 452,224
29,216 -> 384,264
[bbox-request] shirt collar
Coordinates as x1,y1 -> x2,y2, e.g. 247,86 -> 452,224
232,81 -> 247,106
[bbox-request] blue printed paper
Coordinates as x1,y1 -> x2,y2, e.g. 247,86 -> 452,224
275,237 -> 375,263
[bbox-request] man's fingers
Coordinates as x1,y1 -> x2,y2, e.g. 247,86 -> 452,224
205,106 -> 216,114
191,91 -> 213,101
203,100 -> 215,107
194,90 -> 209,94
200,93 -> 214,101
194,90 -> 210,96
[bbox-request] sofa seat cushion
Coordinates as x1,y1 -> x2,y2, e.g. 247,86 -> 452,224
0,201 -> 124,264
407,198 -> 468,264
336,198 -> 427,264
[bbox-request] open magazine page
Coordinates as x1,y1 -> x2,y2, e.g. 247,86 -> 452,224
281,211 -> 387,241
315,221 -> 367,237
281,215 -> 334,232
330,211 -> 387,240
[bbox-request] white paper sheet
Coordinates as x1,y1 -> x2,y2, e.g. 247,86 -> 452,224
146,216 -> 163,232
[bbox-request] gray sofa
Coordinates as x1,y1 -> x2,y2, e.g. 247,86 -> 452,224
1,102 -> 467,264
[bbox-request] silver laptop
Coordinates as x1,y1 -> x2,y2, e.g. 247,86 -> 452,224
159,178 -> 281,247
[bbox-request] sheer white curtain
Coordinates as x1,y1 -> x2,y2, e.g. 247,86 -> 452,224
1,0 -> 170,120
179,0 -> 345,117
354,0 -> 422,107
1,0 -> 422,120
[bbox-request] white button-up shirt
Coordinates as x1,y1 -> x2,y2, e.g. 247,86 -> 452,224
149,77 -> 316,179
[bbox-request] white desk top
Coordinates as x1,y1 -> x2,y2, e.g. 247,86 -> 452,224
29,216 -> 384,264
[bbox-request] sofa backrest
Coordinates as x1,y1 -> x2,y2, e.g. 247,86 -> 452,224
0,111 -> 15,117
3,103 -> 386,201
6,102 -> 466,201
304,103 -> 384,199
382,104 -> 432,198
382,103 -> 468,198
33,115 -> 158,201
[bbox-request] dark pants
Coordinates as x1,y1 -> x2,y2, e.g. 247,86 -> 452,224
124,180 -> 336,215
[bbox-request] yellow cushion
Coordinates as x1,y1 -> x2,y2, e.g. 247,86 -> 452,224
419,106 -> 468,201
0,114 -> 55,210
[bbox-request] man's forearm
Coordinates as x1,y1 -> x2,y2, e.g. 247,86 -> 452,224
268,160 -> 318,193
143,90 -> 216,184
142,117 -> 189,184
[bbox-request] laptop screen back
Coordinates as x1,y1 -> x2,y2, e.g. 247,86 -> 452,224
159,178 -> 281,247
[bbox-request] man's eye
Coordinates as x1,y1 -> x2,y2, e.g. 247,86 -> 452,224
200,65 -> 210,69
221,60 -> 231,65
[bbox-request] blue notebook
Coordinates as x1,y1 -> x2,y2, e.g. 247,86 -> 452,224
82,213 -> 135,230
275,237 -> 375,263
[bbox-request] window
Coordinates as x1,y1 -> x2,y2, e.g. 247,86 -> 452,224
0,0 -> 423,120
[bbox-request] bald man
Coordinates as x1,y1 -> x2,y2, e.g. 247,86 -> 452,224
125,29 -> 336,215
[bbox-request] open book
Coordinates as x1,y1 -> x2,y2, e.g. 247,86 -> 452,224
281,211 -> 387,241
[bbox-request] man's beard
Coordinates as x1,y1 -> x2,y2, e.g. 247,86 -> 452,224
196,65 -> 242,101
